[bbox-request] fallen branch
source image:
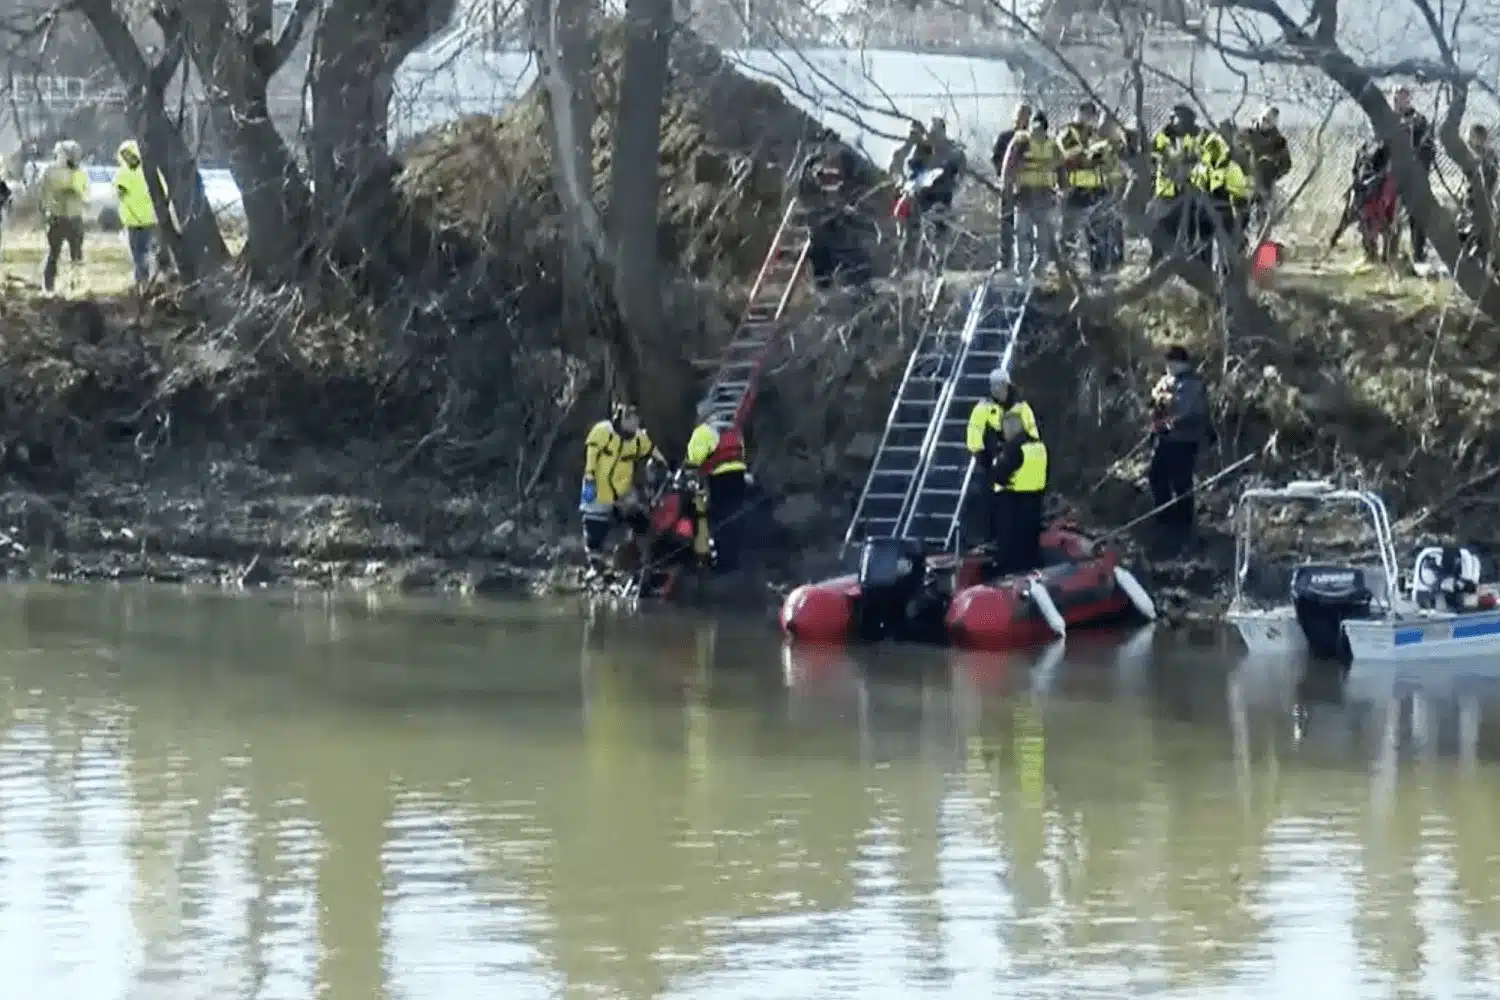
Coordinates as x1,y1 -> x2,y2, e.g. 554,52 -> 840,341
1397,463 -> 1500,532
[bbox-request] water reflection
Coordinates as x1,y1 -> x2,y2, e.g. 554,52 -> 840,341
2,588 -> 1500,997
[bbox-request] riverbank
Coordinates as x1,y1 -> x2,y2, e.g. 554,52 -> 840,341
2,249 -> 1495,628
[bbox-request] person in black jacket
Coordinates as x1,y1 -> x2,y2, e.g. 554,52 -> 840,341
991,102 -> 1033,270
1392,86 -> 1437,263
1146,345 -> 1214,556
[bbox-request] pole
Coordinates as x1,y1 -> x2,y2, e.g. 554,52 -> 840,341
1094,449 -> 1261,547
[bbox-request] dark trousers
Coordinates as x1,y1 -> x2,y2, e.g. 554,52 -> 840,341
1150,199 -> 1192,263
986,489 -> 1044,578
582,507 -> 649,562
43,216 -> 84,291
706,470 -> 748,571
1148,440 -> 1199,541
1409,217 -> 1428,262
1064,189 -> 1110,273
998,201 -> 1016,270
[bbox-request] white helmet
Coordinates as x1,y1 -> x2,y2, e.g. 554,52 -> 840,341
988,368 -> 1010,393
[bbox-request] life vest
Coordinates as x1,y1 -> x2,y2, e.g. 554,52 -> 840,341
1014,135 -> 1058,191
1152,130 -> 1199,199
703,426 -> 747,476
1002,440 -> 1048,493
1059,123 -> 1102,190
687,421 -> 748,476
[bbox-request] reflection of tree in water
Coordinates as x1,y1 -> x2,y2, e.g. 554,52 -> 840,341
534,617 -> 872,997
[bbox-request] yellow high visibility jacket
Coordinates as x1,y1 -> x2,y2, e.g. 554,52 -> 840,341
1191,159 -> 1249,203
41,163 -> 87,219
966,399 -> 1040,453
1152,130 -> 1200,199
684,422 -> 748,475
583,420 -> 657,507
1013,134 -> 1059,191
1003,440 -> 1048,493
113,141 -> 158,229
1058,122 -> 1103,190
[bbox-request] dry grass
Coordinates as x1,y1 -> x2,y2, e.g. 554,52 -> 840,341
0,227 -> 139,296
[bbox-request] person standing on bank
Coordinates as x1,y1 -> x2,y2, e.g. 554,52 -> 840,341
991,102 -> 1034,272
580,402 -> 665,575
39,140 -> 87,296
683,402 -> 750,573
984,411 -> 1048,576
1147,345 -> 1214,555
113,140 -> 158,292
1391,86 -> 1436,265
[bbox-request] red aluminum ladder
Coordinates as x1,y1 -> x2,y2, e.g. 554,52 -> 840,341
696,199 -> 812,430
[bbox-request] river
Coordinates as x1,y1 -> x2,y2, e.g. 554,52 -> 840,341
2,587 -> 1499,999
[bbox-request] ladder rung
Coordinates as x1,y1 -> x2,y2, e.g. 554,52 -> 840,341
889,422 -> 930,430
865,492 -> 909,500
917,489 -> 964,496
878,446 -> 923,453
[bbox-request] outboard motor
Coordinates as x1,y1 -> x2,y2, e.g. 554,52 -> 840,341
855,538 -> 927,642
1290,564 -> 1374,662
1413,545 -> 1489,611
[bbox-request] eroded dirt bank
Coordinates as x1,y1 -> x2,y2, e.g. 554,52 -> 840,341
6,272 -> 1498,628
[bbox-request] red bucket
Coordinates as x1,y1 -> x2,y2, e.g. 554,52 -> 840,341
1250,240 -> 1282,280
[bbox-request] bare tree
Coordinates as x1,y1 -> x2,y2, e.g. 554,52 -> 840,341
528,0 -> 693,439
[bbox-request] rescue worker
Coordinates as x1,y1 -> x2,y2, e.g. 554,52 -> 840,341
1147,345 -> 1213,556
1330,140 -> 1399,263
1392,86 -> 1436,264
798,142 -> 868,289
1458,122 -> 1499,256
1058,101 -> 1115,274
897,116 -> 965,266
39,139 -> 87,296
985,411 -> 1048,577
1189,130 -> 1250,270
889,120 -> 925,180
1150,104 -> 1202,263
1240,107 -> 1292,234
113,140 -> 158,291
580,402 -> 665,574
1000,111 -> 1061,276
683,402 -> 750,573
966,370 -> 1041,560
1098,120 -> 1132,271
990,102 -> 1033,271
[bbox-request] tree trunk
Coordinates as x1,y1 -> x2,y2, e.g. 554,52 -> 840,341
73,0 -> 228,279
309,0 -> 457,294
607,0 -> 688,441
529,0 -> 603,345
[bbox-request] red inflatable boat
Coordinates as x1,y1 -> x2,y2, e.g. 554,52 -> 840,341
779,523 -> 1155,650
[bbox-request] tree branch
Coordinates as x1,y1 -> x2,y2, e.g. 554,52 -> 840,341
274,0 -> 320,67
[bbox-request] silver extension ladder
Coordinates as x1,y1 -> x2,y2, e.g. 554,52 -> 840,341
841,270 -> 1034,557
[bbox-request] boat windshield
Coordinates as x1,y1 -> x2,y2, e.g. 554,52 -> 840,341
1231,481 -> 1399,609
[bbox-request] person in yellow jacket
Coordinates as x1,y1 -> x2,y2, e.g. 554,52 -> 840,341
1150,104 -> 1202,263
1058,101 -> 1116,274
985,412 -> 1048,576
999,112 -> 1061,275
580,402 -> 665,573
113,140 -> 158,290
966,369 -> 1041,562
683,401 -> 749,572
39,140 -> 87,295
1189,131 -> 1250,270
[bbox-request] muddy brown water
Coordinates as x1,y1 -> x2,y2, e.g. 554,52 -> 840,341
2,587 -> 1500,999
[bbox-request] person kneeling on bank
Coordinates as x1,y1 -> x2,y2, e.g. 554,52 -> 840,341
986,412 -> 1048,577
580,402 -> 665,574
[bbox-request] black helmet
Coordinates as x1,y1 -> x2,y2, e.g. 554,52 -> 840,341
1033,111 -> 1050,132
1171,103 -> 1196,124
